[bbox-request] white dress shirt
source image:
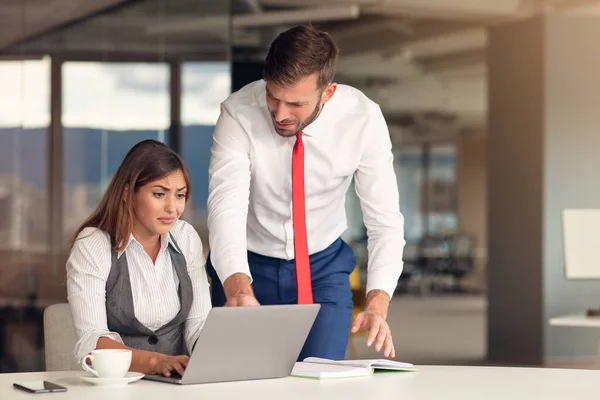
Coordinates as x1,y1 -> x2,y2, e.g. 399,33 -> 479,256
208,80 -> 405,297
66,220 -> 211,362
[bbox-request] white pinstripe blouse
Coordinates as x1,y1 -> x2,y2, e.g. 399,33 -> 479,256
66,220 -> 212,362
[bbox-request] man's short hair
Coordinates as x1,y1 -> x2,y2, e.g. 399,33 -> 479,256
263,25 -> 339,89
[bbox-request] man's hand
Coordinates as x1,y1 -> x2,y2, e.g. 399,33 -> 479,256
223,273 -> 260,307
350,289 -> 394,358
226,294 -> 260,307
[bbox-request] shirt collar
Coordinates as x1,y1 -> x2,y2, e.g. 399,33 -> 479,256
301,95 -> 334,138
117,232 -> 180,259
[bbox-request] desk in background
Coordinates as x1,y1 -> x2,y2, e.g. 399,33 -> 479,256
3,366 -> 600,400
549,314 -> 600,328
550,313 -> 600,362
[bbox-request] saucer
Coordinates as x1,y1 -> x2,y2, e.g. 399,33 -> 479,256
80,372 -> 144,386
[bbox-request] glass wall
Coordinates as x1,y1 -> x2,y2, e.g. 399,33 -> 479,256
62,62 -> 170,242
181,62 -> 231,251
0,0 -> 231,372
0,59 -> 50,372
395,143 -> 457,240
346,143 -> 458,241
344,140 -> 458,293
0,59 -> 50,251
396,146 -> 425,240
427,144 -> 458,236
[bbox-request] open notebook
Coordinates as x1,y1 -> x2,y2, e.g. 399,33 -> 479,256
291,357 -> 417,380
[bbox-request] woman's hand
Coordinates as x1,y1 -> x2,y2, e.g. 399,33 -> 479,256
150,354 -> 190,377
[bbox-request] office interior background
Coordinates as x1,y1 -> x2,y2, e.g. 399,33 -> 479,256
2,0 -> 600,373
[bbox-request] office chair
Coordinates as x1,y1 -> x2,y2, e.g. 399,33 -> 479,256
43,303 -> 80,371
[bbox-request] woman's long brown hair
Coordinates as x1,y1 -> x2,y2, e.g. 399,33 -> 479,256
70,139 -> 192,252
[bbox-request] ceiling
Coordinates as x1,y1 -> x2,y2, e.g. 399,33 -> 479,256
236,0 -> 600,142
0,0 -> 230,61
1,0 -> 600,142
0,0 -> 126,50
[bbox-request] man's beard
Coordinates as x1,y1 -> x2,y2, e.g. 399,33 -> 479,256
272,101 -> 322,138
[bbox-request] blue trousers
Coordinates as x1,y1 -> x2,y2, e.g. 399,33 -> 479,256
207,238 -> 355,361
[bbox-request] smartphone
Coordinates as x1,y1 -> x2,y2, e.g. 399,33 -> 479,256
13,381 -> 67,394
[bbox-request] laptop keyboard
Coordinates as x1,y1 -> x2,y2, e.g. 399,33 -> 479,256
168,371 -> 183,379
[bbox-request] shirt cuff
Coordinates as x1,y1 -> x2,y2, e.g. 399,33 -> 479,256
74,331 -> 123,363
214,262 -> 253,287
366,263 -> 404,300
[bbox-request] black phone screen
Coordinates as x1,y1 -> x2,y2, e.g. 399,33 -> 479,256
13,381 -> 67,393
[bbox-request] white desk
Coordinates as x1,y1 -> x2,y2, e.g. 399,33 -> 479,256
550,314 -> 600,328
3,367 -> 600,400
550,313 -> 600,359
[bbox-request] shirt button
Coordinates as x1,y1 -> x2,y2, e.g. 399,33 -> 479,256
148,335 -> 159,345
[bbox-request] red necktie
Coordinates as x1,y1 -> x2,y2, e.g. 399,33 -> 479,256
292,132 -> 313,304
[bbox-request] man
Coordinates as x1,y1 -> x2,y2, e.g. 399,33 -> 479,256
207,25 -> 405,361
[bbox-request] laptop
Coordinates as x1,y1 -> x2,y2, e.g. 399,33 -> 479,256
143,304 -> 320,385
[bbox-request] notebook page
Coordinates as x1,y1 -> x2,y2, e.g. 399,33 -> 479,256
303,357 -> 416,370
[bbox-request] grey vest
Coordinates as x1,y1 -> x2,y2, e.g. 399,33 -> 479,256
105,236 -> 193,356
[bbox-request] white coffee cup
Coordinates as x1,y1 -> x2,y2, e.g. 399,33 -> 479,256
82,349 -> 132,378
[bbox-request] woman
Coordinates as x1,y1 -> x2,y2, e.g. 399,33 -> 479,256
66,139 -> 211,377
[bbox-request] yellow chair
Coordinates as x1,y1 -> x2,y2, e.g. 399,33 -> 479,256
348,265 -> 367,359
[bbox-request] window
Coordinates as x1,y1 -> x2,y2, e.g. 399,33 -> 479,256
62,62 -> 169,240
0,59 -> 50,251
181,62 -> 231,248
